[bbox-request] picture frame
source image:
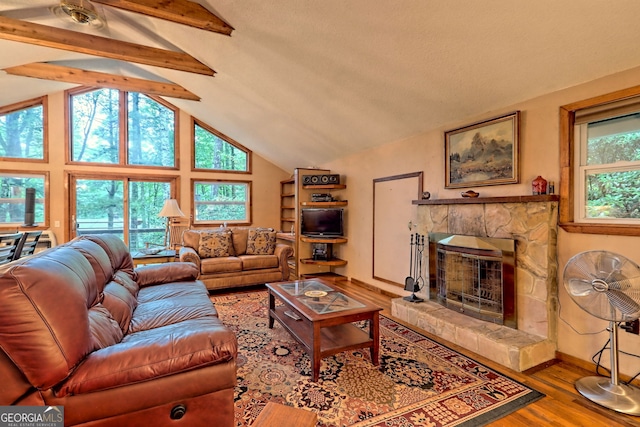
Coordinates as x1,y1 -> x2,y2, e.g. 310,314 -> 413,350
445,111 -> 520,188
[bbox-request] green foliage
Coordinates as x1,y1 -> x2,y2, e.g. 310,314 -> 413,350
0,176 -> 45,224
71,89 -> 119,163
0,104 -> 44,159
127,93 -> 175,167
585,130 -> 640,219
194,124 -> 247,171
194,182 -> 248,222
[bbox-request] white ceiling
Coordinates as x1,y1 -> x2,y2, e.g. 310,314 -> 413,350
2,1 -> 640,171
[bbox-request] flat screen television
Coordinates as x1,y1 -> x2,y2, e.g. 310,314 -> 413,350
300,208 -> 344,237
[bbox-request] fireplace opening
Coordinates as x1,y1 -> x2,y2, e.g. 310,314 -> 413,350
429,233 -> 516,328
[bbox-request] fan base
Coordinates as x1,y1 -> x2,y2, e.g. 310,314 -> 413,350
576,376 -> 640,415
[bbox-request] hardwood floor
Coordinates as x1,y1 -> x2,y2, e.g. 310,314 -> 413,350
214,278 -> 640,426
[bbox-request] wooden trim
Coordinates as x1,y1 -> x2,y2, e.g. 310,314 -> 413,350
4,63 -> 201,101
190,178 -> 253,225
0,170 -> 50,231
559,86 -> 640,236
0,96 -> 48,164
0,16 -> 214,76
191,117 -> 252,173
373,171 -> 423,286
92,0 -> 234,35
556,351 -> 640,387
412,194 -> 559,205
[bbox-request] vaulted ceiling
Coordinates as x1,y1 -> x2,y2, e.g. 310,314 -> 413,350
2,1 -> 640,171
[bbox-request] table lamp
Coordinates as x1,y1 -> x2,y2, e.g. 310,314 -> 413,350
158,199 -> 185,249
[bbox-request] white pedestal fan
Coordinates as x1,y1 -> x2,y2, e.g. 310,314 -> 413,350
563,250 -> 640,415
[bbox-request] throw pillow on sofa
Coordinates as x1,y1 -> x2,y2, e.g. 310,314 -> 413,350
246,228 -> 276,255
198,230 -> 233,258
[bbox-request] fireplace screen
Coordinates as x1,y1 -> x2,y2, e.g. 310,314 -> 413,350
431,234 -> 516,328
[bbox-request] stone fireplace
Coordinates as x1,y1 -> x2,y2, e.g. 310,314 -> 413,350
391,195 -> 559,371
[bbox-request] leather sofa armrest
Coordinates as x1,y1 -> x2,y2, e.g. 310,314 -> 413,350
274,244 -> 294,280
135,262 -> 199,287
179,247 -> 201,270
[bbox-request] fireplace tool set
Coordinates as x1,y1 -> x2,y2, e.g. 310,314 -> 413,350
404,233 -> 425,303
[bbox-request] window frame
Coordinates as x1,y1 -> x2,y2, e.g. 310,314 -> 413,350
67,171 -> 180,245
65,86 -> 179,169
0,170 -> 50,230
191,178 -> 252,226
191,117 -> 252,173
0,96 -> 48,163
560,84 -> 640,236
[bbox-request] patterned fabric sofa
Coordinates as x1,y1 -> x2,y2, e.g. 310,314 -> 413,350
179,227 -> 294,290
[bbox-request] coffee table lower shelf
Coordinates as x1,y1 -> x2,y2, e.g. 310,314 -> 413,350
269,303 -> 379,381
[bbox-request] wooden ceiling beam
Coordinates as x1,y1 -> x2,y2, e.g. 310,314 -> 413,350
0,16 -> 215,76
92,0 -> 234,35
3,63 -> 201,101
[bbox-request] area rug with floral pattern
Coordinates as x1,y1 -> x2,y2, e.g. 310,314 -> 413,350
211,291 -> 544,427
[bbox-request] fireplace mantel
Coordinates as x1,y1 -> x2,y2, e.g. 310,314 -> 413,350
412,194 -> 559,205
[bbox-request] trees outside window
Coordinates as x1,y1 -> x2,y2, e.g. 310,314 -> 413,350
192,179 -> 251,225
0,172 -> 47,226
560,86 -> 640,235
193,118 -> 250,172
71,173 -> 176,250
0,97 -> 46,161
578,114 -> 640,222
69,88 -> 176,167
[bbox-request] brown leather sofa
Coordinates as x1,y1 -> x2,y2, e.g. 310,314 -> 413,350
179,227 -> 293,290
0,234 -> 237,427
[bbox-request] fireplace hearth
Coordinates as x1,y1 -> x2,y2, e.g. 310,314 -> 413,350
430,233 -> 516,328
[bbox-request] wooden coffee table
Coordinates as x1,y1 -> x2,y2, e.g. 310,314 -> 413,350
266,279 -> 382,381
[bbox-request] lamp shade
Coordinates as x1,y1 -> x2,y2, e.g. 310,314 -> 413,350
158,199 -> 185,218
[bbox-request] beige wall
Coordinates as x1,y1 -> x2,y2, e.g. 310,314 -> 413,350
2,90 -> 290,243
324,65 -> 640,376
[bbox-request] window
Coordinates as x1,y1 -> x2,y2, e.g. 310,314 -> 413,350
0,97 -> 47,162
68,88 -> 177,167
192,179 -> 251,225
0,172 -> 48,227
70,173 -> 178,250
193,118 -> 250,172
560,87 -> 640,236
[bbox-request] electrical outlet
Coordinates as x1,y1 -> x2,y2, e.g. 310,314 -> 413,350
622,319 -> 640,334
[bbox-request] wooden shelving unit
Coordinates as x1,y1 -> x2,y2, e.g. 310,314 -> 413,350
277,169 -> 348,279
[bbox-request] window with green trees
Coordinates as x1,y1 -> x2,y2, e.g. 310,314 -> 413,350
193,119 -> 250,172
69,88 -> 176,167
193,180 -> 251,225
0,172 -> 46,226
0,97 -> 46,161
575,112 -> 640,224
72,174 -> 175,250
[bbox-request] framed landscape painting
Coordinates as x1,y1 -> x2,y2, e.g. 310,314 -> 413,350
445,111 -> 520,188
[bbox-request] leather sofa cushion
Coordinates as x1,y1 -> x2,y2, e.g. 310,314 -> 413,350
103,281 -> 137,333
0,247 -> 105,389
78,234 -> 135,279
56,317 -> 237,396
200,256 -> 242,274
136,262 -> 199,288
88,304 -> 123,350
240,254 -> 279,270
130,282 -> 218,333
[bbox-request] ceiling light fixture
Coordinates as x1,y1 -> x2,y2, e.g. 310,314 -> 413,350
60,0 -> 99,25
